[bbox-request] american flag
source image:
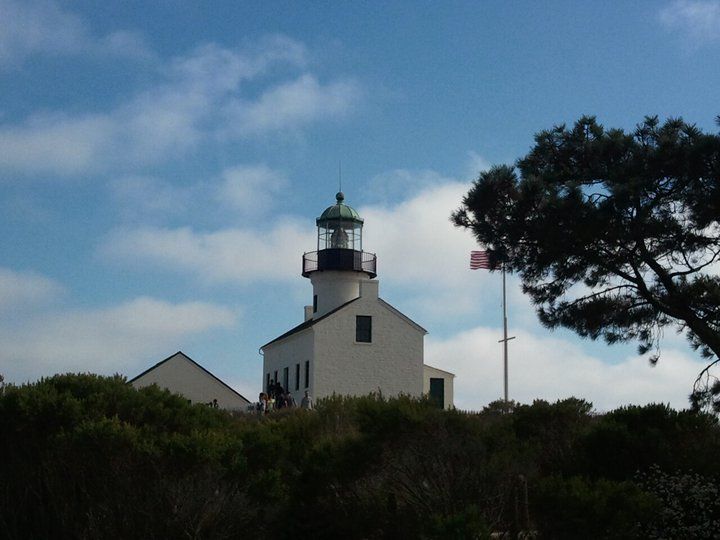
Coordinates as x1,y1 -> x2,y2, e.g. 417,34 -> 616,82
470,250 -> 496,270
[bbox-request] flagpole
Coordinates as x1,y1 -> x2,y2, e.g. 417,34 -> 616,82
502,263 -> 508,403
471,250 -> 514,405
498,262 -> 514,404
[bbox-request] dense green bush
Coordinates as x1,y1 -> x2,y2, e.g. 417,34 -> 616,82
0,374 -> 249,539
1,374 -> 719,539
531,476 -> 658,539
637,466 -> 720,539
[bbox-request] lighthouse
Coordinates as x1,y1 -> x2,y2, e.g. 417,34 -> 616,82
260,193 -> 454,407
303,191 -> 376,318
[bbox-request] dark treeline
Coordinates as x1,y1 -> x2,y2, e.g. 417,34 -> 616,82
1,374 -> 719,539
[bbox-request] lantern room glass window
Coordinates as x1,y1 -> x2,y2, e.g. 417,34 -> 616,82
317,221 -> 362,251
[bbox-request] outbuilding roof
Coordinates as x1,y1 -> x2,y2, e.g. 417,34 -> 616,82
423,364 -> 456,377
129,351 -> 250,403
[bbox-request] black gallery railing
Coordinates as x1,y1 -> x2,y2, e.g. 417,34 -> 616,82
302,249 -> 377,277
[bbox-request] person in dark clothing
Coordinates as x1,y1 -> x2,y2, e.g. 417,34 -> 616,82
275,384 -> 286,408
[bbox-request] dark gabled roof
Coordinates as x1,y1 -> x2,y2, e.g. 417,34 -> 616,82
261,296 -> 427,350
260,297 -> 360,349
129,351 -> 251,403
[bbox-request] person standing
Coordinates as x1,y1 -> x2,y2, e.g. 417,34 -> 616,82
284,391 -> 296,408
300,390 -> 314,410
256,393 -> 267,417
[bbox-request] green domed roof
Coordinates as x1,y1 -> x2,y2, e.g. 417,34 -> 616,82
316,192 -> 364,224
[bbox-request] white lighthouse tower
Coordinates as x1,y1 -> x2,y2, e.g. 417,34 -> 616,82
304,191 -> 376,318
260,193 -> 454,408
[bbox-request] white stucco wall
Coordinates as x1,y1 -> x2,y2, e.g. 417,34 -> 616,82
131,353 -> 250,411
312,293 -> 425,400
262,328 -> 315,404
310,270 -> 368,317
423,364 -> 455,409
263,270 -> 426,403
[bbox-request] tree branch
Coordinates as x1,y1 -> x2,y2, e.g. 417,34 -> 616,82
560,284 -> 637,309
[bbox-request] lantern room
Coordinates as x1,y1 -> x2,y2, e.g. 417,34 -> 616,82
316,192 -> 363,251
302,192 -> 377,278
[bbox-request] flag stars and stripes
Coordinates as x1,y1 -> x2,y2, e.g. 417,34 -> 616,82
470,250 -> 496,270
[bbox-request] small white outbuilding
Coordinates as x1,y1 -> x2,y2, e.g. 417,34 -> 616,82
130,351 -> 251,411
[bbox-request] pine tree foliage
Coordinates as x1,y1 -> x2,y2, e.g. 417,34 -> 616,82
453,116 -> 720,404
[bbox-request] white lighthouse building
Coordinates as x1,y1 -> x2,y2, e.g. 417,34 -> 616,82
260,192 -> 454,408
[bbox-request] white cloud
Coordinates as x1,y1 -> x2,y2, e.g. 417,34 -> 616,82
99,220 -> 316,284
0,0 -> 88,64
0,38 -> 360,175
0,113 -> 116,175
427,326 -> 705,411
0,0 -> 155,65
357,172 -> 495,323
0,267 -> 64,311
100,163 -> 492,314
366,168 -> 458,203
226,74 -> 361,135
0,296 -> 237,382
168,35 -> 307,90
109,163 -> 289,223
361,181 -> 491,300
659,0 -> 720,46
101,176 -> 484,298
217,164 -> 288,215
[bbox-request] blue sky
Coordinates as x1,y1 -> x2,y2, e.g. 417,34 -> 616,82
1,0 -> 719,410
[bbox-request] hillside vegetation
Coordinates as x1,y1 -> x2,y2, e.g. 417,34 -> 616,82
1,374 -> 719,539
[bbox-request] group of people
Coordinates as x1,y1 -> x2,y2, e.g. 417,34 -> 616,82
256,380 -> 313,415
